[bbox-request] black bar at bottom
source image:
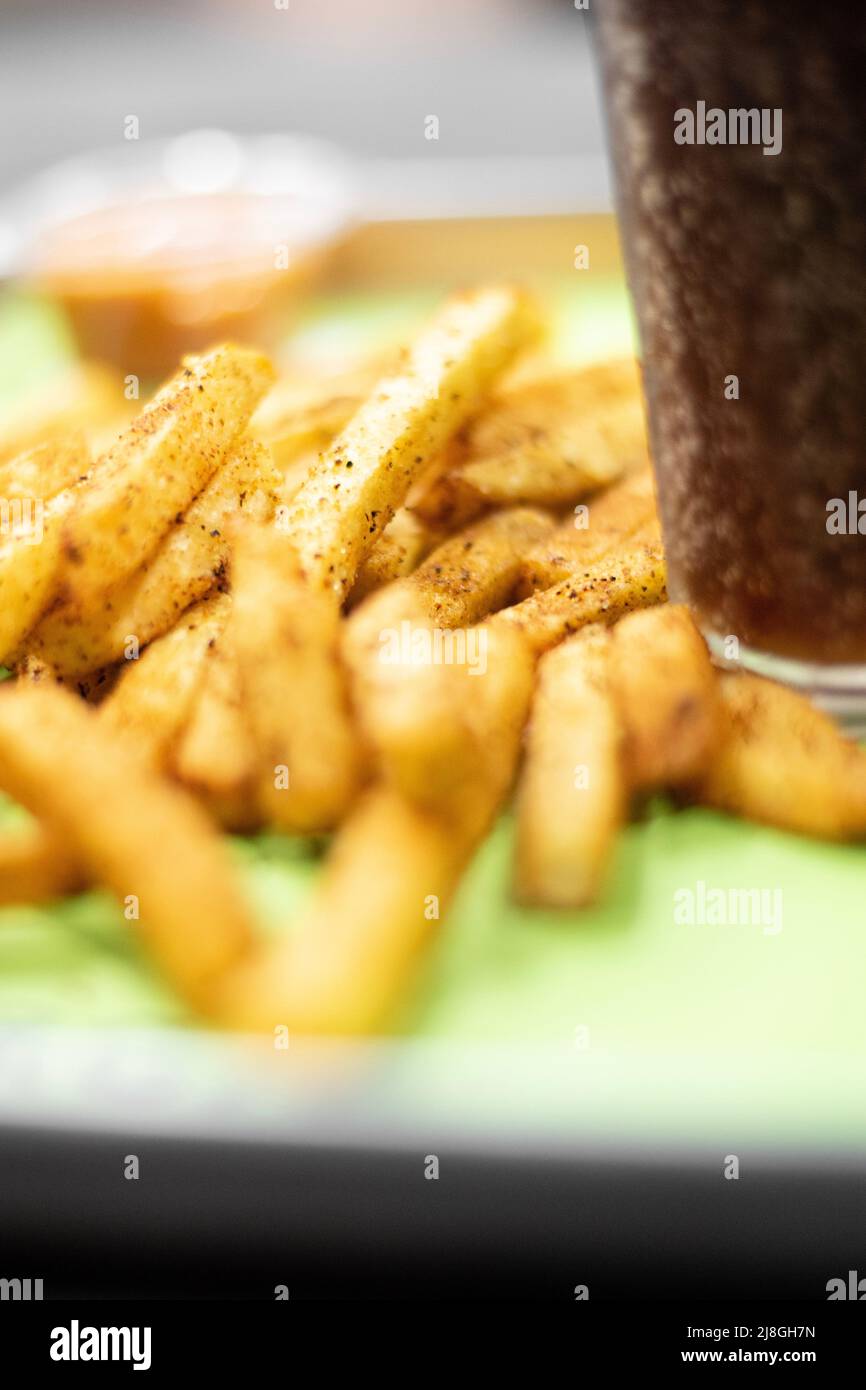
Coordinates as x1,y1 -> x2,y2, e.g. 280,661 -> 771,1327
0,1300 -> 860,1372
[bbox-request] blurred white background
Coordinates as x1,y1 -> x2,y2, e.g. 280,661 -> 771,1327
0,0 -> 608,212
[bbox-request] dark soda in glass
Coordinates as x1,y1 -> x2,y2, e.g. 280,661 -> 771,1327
596,0 -> 866,711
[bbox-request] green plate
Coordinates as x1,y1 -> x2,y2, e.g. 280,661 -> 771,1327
1,279 -> 864,1151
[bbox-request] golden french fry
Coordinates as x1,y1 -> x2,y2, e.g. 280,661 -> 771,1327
517,467 -> 658,597
0,683 -> 254,1004
400,505 -> 553,626
212,788 -> 470,1035
276,450 -> 319,506
15,652 -> 116,704
491,534 -> 667,656
172,630 -> 259,831
212,634 -> 532,1034
347,507 -> 445,608
0,487 -> 77,664
350,608 -> 534,817
253,390 -> 362,472
461,358 -> 647,500
410,358 -> 648,517
61,344 -> 275,607
0,362 -> 124,467
98,594 -> 231,769
25,438 -> 276,676
698,673 -> 866,839
608,604 -> 721,791
250,350 -> 399,471
0,822 -> 83,907
230,521 -> 362,832
514,626 -> 624,907
345,510 -> 549,806
345,505 -> 552,661
0,434 -> 90,504
282,286 -> 537,599
403,439 -> 488,531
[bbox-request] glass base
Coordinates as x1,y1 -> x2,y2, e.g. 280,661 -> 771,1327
704,633 -> 866,739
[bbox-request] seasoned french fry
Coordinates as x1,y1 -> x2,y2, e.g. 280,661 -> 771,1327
212,788 -> 470,1035
403,505 -> 553,626
609,605 -> 722,791
61,344 -> 275,607
347,507 -> 445,608
491,534 -> 667,656
16,652 -> 116,704
345,510 -> 549,803
345,505 -> 552,660
698,673 -> 866,839
282,286 -> 537,598
517,467 -> 658,597
410,358 -> 648,518
25,438 -> 276,677
0,486 -> 77,664
0,362 -> 123,467
230,521 -> 362,832
515,626 -> 624,907
349,608 -> 534,816
213,633 -> 532,1034
250,350 -> 398,471
98,594 -> 230,769
0,822 -> 83,907
172,631 -> 259,831
0,683 -> 254,1004
277,450 -> 319,506
253,389 -> 362,472
0,434 -> 90,504
403,438 -> 488,531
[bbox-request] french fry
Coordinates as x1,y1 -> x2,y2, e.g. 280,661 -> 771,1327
0,486 -> 77,664
277,450 -> 319,506
16,652 -> 116,704
609,605 -> 722,791
403,439 -> 488,531
410,358 -> 648,517
253,388 -> 362,473
0,362 -> 123,467
517,467 -> 658,597
0,683 -> 254,1005
452,623 -> 536,832
213,633 -> 532,1034
0,433 -> 90,504
25,438 -> 276,676
172,630 -> 259,831
281,286 -> 537,599
0,822 -> 83,907
230,521 -> 362,832
514,626 -> 624,908
212,788 -> 470,1035
349,610 -> 534,816
399,505 -> 553,626
345,511 -> 549,801
491,534 -> 667,656
347,507 -> 445,608
61,344 -> 275,607
98,594 -> 230,769
345,505 -> 552,659
698,673 -> 866,839
250,350 -> 398,471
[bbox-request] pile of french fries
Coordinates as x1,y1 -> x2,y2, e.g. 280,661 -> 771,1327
1,285 -> 865,1036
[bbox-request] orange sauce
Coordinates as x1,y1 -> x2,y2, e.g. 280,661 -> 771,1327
28,193 -> 338,380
